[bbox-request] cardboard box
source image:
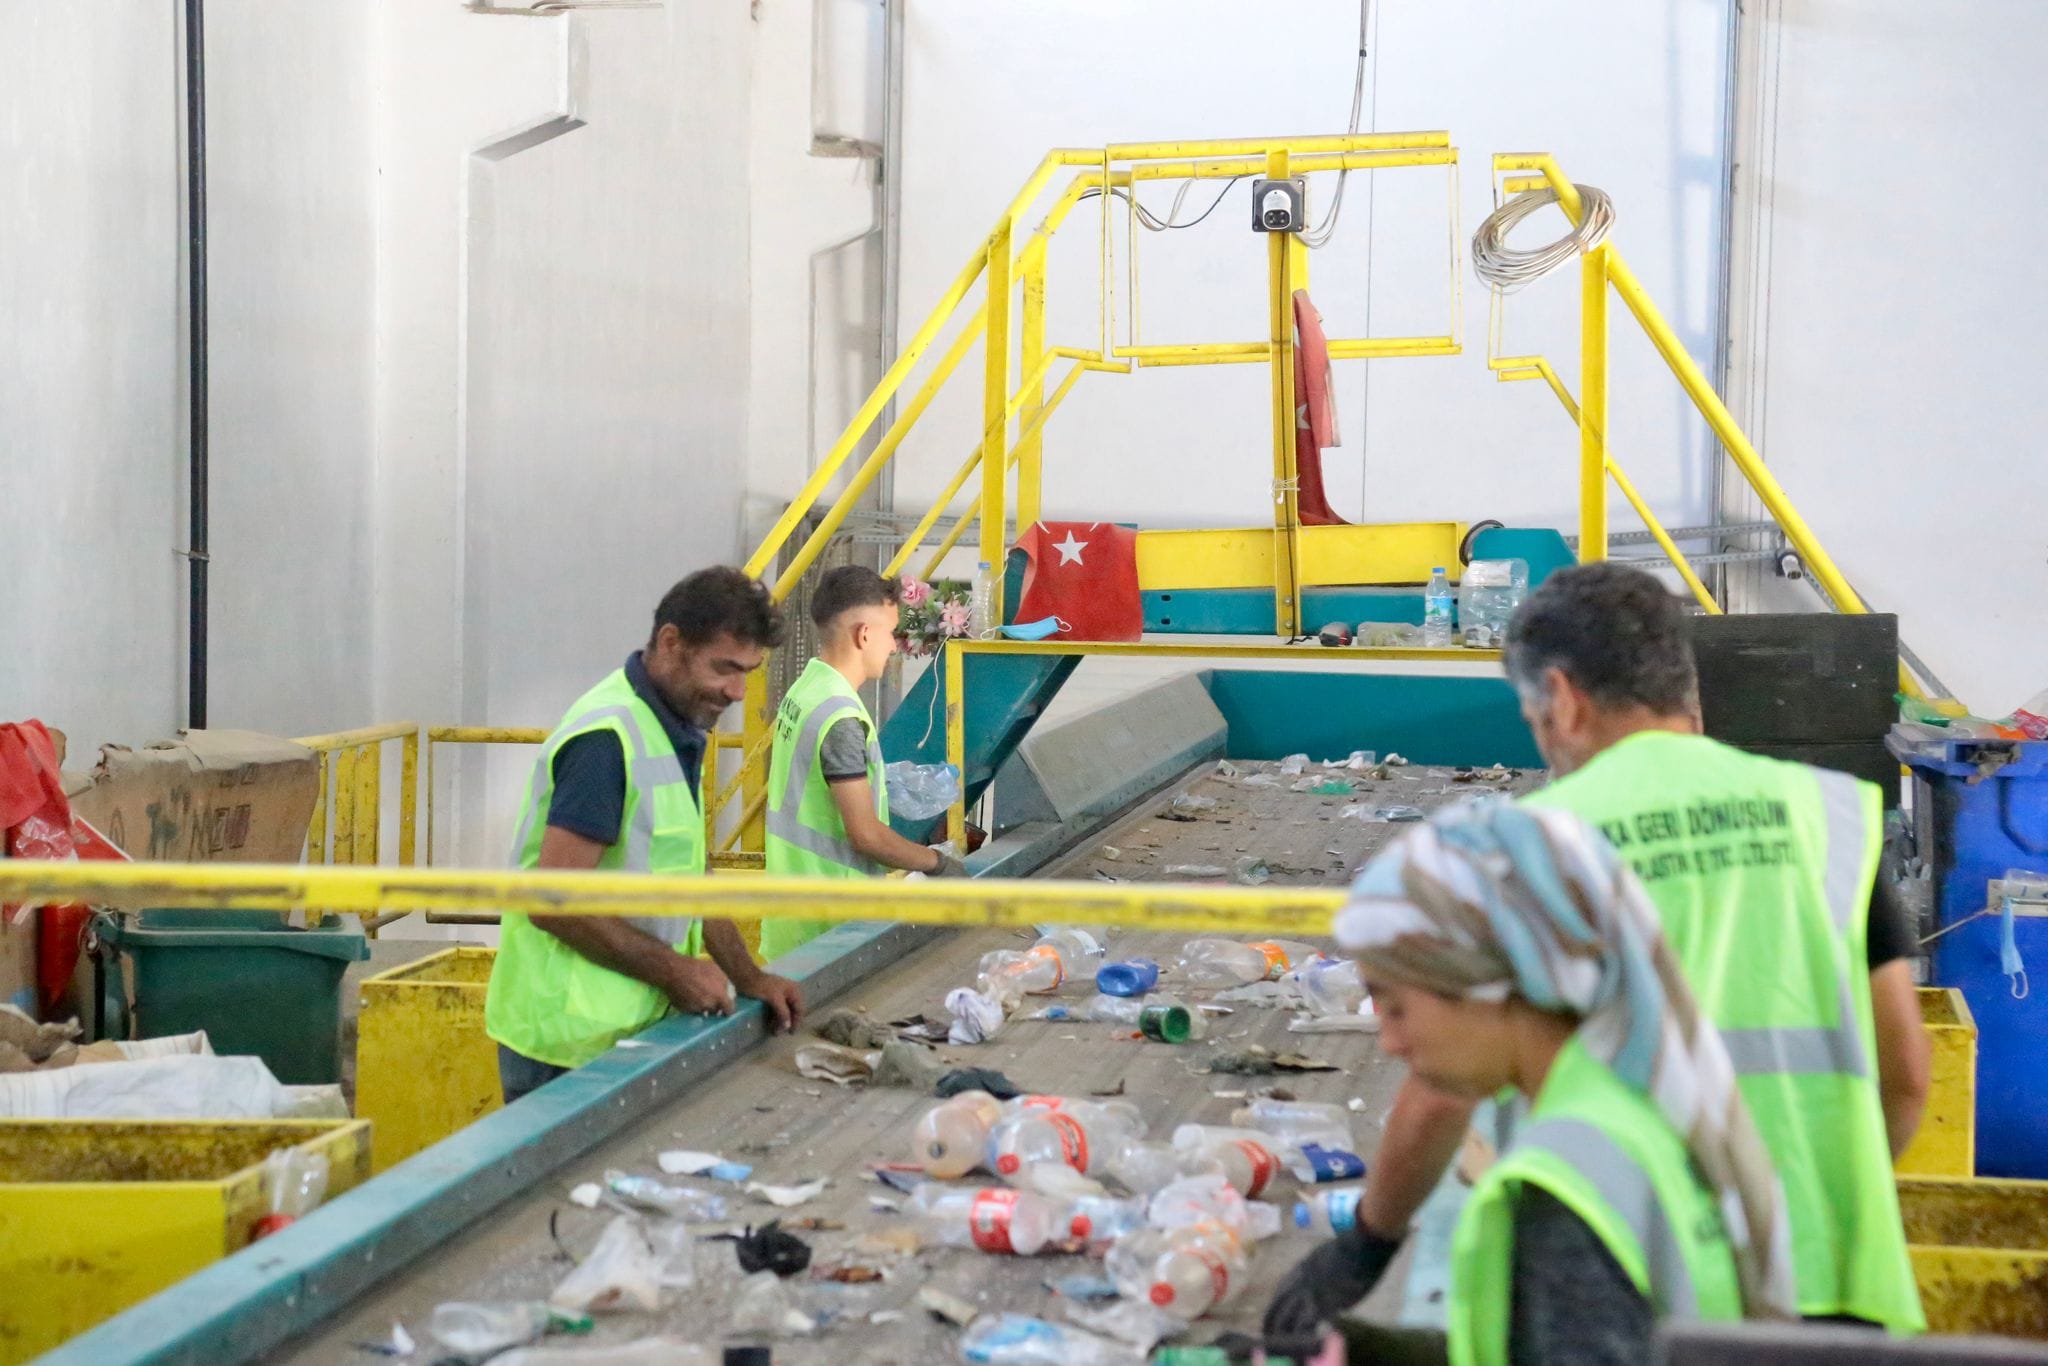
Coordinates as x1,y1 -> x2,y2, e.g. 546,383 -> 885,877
63,730 -> 319,865
0,903 -> 33,1018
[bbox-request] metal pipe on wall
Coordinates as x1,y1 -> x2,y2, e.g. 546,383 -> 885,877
183,0 -> 210,729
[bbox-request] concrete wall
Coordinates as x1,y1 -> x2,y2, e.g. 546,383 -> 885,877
892,0 -> 1735,553
1722,0 -> 2048,714
2,4 -> 185,748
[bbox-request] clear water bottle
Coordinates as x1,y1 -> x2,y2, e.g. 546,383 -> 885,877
1293,1185 -> 1366,1236
1062,1193 -> 1148,1246
910,1090 -> 1005,1178
1170,1124 -> 1285,1199
1287,957 -> 1367,1015
1423,565 -> 1456,648
1106,1224 -> 1246,1319
428,1302 -> 558,1356
987,1099 -> 1144,1177
910,1184 -> 1062,1255
972,560 -> 999,635
1177,938 -> 1291,987
1232,1098 -> 1352,1139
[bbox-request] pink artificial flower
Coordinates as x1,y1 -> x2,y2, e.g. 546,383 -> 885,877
899,576 -> 932,609
939,600 -> 972,637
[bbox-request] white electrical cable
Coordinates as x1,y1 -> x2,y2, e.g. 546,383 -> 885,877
1299,0 -> 1372,250
1470,184 -> 1616,293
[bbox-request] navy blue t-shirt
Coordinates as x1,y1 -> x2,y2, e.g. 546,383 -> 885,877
545,652 -> 707,845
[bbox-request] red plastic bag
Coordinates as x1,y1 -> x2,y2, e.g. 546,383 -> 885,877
1,721 -> 125,1018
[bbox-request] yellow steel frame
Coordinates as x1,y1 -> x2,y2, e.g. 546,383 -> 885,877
938,638 -> 1500,846
0,859 -> 1346,940
1487,154 -> 1921,695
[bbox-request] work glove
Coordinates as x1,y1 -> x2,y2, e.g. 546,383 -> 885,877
1263,1224 -> 1404,1343
927,847 -> 969,878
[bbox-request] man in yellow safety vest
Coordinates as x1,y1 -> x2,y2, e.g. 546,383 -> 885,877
760,567 -> 965,959
484,567 -> 805,1103
1267,561 -> 1932,1338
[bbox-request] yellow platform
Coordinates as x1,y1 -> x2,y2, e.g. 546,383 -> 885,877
355,946 -> 502,1173
1897,987 -> 1978,1178
1901,1175 -> 2048,1338
0,1118 -> 369,1363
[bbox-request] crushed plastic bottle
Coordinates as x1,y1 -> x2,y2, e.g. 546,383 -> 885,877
1423,565 -> 1456,648
1287,956 -> 1367,1016
254,1147 -> 330,1238
1107,1138 -> 1207,1195
979,929 -> 1103,1002
1457,557 -> 1528,650
1095,958 -> 1160,996
988,1099 -> 1144,1178
911,1090 -> 1006,1178
1170,1124 -> 1284,1199
1232,1098 -> 1352,1139
1075,992 -> 1204,1043
911,1184 -> 1062,1255
1106,1223 -> 1247,1320
1176,938 -> 1306,987
429,1302 -> 591,1357
959,1312 -> 1135,1364
1293,1185 -> 1366,1236
1063,1193 -> 1149,1248
600,1170 -> 727,1221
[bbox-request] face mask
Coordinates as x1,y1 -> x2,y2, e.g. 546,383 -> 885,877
997,616 -> 1068,641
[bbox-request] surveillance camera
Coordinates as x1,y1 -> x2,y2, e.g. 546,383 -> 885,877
1250,177 -> 1306,234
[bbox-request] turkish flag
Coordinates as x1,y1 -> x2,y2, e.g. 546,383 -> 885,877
1292,288 -> 1349,527
1013,521 -> 1143,642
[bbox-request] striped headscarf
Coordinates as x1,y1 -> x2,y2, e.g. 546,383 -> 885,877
1333,798 -> 1796,1320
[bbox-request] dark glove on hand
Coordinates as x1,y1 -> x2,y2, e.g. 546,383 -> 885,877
1264,1223 -> 1404,1343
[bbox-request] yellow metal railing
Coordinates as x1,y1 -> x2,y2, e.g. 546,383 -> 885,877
1486,153 -> 1923,697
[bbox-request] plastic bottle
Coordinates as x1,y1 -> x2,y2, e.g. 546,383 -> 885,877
1095,957 -> 1159,996
429,1302 -> 590,1357
1036,927 -> 1104,976
1293,1186 -> 1366,1236
1170,1124 -> 1285,1200
987,1099 -> 1144,1178
1074,991 -> 1205,1042
910,1090 -> 1005,1178
1232,1098 -> 1353,1139
1062,1193 -> 1148,1247
972,561 -> 999,636
1177,938 -> 1292,987
978,945 -> 1065,999
1106,1224 -> 1246,1320
1423,565 -> 1456,648
1288,956 -> 1367,1015
910,1184 -> 1061,1255
253,1148 -> 331,1238
959,1313 -> 1133,1365
1107,1138 -> 1205,1195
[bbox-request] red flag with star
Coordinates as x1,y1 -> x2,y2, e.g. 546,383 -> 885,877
1012,521 -> 1143,642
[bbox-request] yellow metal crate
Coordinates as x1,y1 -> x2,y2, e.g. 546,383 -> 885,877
1897,987 -> 1978,1178
0,1118 -> 370,1363
355,946 -> 501,1173
1899,1175 -> 2048,1338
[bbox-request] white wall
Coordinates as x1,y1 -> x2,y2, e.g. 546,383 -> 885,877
892,0 -> 1734,546
1722,0 -> 2048,714
1,4 -> 183,749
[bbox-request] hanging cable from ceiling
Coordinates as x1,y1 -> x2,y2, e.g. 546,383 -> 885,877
1298,0 -> 1372,250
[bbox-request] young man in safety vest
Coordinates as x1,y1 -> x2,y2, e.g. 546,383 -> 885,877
760,567 -> 965,960
485,567 -> 805,1103
1267,561 -> 1932,1336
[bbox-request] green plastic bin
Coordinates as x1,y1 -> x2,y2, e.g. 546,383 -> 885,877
99,911 -> 370,1085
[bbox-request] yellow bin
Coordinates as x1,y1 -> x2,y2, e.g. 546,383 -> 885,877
355,946 -> 501,1172
1900,1175 -> 2048,1338
1897,987 -> 1978,1178
0,1118 -> 370,1363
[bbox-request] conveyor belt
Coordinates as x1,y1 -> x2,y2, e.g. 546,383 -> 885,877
277,758 -> 1541,1363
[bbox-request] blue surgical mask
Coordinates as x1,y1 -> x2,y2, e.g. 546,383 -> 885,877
998,617 -> 1068,641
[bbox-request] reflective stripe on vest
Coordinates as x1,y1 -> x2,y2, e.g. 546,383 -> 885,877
1516,1116 -> 1698,1317
508,699 -> 698,941
1715,768 -> 1872,1080
765,694 -> 869,869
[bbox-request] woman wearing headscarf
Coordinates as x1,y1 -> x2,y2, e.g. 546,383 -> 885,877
1265,799 -> 1796,1365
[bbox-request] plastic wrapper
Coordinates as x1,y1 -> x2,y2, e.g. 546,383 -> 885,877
886,761 -> 962,821
549,1215 -> 694,1314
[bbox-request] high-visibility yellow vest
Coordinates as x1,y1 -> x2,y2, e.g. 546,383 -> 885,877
1526,730 -> 1922,1330
484,669 -> 705,1069
760,657 -> 889,960
1450,1036 -> 1744,1366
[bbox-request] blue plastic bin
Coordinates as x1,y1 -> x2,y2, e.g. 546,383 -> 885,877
1897,733 -> 2048,1177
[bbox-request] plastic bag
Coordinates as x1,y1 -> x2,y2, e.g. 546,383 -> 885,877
886,761 -> 962,821
549,1215 -> 694,1314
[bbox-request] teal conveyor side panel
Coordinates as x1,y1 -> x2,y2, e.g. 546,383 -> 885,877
1144,587 -> 1427,635
1204,668 -> 1543,769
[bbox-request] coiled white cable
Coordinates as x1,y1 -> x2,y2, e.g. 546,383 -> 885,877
1471,184 -> 1616,292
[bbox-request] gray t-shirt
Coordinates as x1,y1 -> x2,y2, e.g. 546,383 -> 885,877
820,716 -> 872,782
